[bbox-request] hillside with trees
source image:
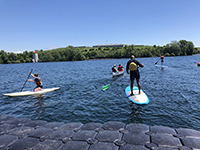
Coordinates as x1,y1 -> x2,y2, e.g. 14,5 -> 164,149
0,40 -> 200,64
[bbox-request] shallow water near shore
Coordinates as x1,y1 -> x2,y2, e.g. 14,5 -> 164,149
1,55 -> 200,131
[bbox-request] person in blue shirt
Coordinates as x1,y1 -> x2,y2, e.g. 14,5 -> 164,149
112,65 -> 118,73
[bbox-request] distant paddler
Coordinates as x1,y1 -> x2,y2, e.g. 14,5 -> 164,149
27,72 -> 43,91
161,56 -> 164,65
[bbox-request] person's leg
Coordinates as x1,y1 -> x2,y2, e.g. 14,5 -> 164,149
130,72 -> 134,95
136,78 -> 141,94
136,71 -> 141,94
131,80 -> 134,95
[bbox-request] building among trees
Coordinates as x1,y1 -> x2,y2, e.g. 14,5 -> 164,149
93,44 -> 125,48
32,51 -> 38,63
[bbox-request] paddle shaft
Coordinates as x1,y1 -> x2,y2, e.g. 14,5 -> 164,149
155,58 -> 161,64
102,73 -> 128,91
20,69 -> 33,92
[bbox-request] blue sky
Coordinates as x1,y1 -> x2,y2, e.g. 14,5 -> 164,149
0,0 -> 200,53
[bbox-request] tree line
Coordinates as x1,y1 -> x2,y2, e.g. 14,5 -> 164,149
0,40 -> 199,64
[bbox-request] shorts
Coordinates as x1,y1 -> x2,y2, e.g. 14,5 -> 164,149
35,85 -> 43,89
130,71 -> 140,81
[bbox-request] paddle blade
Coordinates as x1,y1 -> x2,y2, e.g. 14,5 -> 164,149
102,84 -> 110,91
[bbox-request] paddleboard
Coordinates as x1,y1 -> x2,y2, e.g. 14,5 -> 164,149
155,64 -> 168,68
125,86 -> 149,105
3,87 -> 60,97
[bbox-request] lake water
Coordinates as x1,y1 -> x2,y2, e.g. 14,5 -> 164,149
1,55 -> 200,131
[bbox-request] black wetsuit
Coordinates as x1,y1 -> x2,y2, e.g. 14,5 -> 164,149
34,77 -> 43,89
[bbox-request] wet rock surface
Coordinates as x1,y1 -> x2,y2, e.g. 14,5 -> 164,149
0,116 -> 199,149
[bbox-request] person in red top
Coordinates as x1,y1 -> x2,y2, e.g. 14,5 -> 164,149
161,56 -> 164,65
118,64 -> 124,71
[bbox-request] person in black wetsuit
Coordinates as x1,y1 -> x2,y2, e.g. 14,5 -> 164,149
27,72 -> 43,91
126,55 -> 144,95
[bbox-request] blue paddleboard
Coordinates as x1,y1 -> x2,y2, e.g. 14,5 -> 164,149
125,86 -> 149,105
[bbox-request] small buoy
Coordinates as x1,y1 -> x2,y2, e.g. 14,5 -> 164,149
198,63 -> 200,67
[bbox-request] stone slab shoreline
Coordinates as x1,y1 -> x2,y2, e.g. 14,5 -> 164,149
0,115 -> 200,150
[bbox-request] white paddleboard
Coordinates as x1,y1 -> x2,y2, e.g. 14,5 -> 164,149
125,86 -> 149,105
3,87 -> 60,97
155,64 -> 168,68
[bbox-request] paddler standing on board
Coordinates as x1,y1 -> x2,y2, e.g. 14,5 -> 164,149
27,72 -> 43,91
161,56 -> 164,65
126,55 -> 144,95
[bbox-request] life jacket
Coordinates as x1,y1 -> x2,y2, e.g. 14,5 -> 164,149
118,66 -> 122,71
129,61 -> 138,71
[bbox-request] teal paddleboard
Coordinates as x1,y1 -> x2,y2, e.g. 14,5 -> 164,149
125,86 -> 149,105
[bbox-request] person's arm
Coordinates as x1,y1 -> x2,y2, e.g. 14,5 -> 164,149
136,60 -> 144,68
126,61 -> 130,74
30,73 -> 36,78
115,67 -> 118,73
27,79 -> 34,81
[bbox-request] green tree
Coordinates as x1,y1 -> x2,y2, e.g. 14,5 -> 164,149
179,40 -> 187,55
170,41 -> 180,56
186,41 -> 194,55
1,53 -> 8,63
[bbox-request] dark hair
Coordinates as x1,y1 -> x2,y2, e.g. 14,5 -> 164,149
34,73 -> 39,77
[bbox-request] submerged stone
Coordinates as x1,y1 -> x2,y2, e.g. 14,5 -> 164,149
9,137 -> 40,150
102,121 -> 125,131
151,134 -> 182,147
49,129 -> 74,140
71,130 -> 97,141
96,130 -> 122,142
126,123 -> 149,133
119,144 -> 148,150
59,122 -> 83,131
24,120 -> 48,128
123,132 -> 149,145
60,141 -> 90,150
32,139 -> 63,150
150,126 -> 176,135
28,127 -> 54,138
89,142 -> 118,150
181,137 -> 200,149
81,122 -> 103,130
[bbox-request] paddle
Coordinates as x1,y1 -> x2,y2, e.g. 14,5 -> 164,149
102,74 -> 127,91
20,69 -> 33,92
155,58 -> 161,64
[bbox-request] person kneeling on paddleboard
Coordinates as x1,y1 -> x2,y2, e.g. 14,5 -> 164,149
27,72 -> 43,91
126,55 -> 144,95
